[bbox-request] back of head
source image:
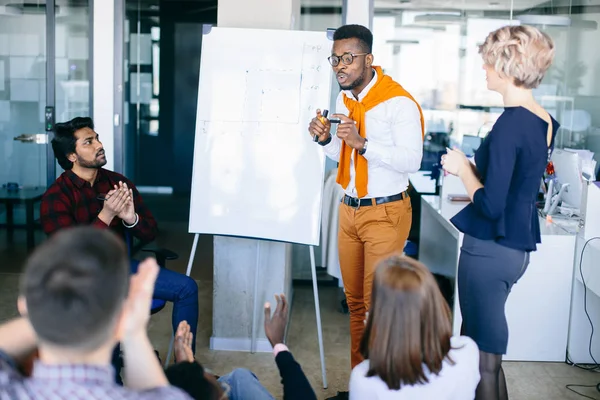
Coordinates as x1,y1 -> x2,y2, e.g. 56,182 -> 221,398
479,24 -> 555,89
165,362 -> 220,400
52,117 -> 94,170
360,254 -> 453,390
333,24 -> 373,53
21,226 -> 129,351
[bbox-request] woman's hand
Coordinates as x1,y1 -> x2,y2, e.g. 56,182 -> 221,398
441,148 -> 470,177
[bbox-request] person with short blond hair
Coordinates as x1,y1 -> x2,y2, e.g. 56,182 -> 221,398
441,24 -> 557,400
479,25 -> 554,89
349,255 -> 480,399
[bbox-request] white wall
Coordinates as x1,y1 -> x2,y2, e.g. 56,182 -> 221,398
218,0 -> 300,29
92,0 -> 115,171
299,13 -> 341,31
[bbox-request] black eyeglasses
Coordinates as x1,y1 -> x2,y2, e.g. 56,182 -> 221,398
328,52 -> 368,67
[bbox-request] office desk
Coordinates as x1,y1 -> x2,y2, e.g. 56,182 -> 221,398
409,171 -> 437,194
0,187 -> 45,250
407,172 -> 437,245
419,195 -> 577,361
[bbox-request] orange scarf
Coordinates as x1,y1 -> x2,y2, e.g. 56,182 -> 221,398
336,66 -> 424,198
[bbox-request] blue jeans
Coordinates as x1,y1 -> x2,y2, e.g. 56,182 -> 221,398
218,369 -> 275,400
129,259 -> 199,353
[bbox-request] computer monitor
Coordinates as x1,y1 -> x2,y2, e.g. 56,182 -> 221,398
551,149 -> 583,209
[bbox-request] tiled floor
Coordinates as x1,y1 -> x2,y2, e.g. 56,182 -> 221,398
1,196 -> 600,399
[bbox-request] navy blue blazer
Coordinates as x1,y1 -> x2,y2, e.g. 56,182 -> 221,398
450,106 -> 559,252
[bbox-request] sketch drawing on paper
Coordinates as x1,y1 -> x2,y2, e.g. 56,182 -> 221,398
242,69 -> 302,124
194,40 -> 329,140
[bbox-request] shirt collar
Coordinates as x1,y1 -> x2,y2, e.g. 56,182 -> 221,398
32,361 -> 115,385
65,168 -> 107,189
342,68 -> 378,102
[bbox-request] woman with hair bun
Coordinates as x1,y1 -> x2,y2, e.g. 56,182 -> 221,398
441,25 -> 558,400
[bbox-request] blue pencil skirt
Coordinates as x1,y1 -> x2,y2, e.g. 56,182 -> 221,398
458,234 -> 530,355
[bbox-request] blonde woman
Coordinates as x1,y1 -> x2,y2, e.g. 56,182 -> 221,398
441,25 -> 557,400
351,255 -> 480,399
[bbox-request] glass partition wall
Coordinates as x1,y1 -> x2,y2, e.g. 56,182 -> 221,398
0,0 -> 91,252
373,0 -> 600,171
0,0 -> 91,189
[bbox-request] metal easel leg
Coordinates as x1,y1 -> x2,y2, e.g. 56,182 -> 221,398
309,245 -> 328,389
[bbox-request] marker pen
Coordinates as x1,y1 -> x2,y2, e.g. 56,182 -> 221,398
314,110 -> 329,142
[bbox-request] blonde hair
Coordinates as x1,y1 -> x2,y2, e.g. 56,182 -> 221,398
479,25 -> 555,89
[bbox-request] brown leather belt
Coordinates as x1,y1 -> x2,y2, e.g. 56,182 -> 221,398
342,191 -> 408,209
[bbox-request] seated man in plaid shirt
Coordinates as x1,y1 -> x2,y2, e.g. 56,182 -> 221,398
0,227 -> 191,399
39,117 -> 199,377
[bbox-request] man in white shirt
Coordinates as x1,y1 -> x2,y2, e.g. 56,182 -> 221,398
308,25 -> 423,397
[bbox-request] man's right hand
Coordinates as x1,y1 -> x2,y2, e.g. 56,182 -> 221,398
119,258 -> 170,390
308,109 -> 331,143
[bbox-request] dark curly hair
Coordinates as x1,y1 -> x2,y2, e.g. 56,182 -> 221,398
52,117 -> 94,170
165,361 -> 220,400
333,24 -> 373,53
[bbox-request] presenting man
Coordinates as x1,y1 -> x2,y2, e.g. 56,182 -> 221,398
40,117 -> 199,371
308,23 -> 424,380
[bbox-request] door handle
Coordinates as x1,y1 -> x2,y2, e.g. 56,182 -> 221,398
13,134 -> 49,144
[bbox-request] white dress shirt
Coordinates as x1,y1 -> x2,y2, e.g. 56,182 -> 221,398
322,70 -> 423,199
349,336 -> 480,400
321,168 -> 344,286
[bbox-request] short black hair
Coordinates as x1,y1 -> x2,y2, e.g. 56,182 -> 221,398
165,362 -> 220,400
52,117 -> 94,170
333,24 -> 373,53
21,226 -> 130,351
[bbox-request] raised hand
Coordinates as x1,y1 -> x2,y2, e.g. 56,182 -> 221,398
264,293 -> 289,347
174,321 -> 195,363
121,258 -> 159,340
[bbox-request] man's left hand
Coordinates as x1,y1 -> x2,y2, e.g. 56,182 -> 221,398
332,114 -> 365,151
264,294 -> 288,347
117,181 -> 136,225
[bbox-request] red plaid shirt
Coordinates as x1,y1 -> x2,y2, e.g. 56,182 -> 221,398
40,169 -> 157,244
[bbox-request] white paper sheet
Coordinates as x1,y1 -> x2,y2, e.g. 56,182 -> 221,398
0,61 -> 4,91
0,100 -> 10,121
129,34 -> 152,65
10,79 -> 39,102
130,72 -> 153,104
0,35 -> 8,56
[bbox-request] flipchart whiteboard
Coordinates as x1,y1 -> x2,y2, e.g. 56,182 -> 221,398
188,26 -> 333,246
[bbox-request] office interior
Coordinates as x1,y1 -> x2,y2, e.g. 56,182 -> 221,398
2,0 -> 600,398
